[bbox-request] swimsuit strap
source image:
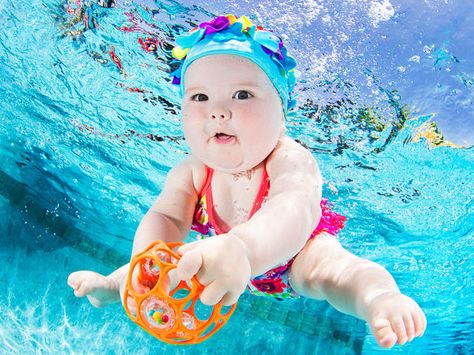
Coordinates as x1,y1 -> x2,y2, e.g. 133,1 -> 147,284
197,165 -> 214,197
203,162 -> 270,234
248,162 -> 270,218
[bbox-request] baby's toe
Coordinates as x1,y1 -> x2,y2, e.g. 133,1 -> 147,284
391,316 -> 408,344
371,318 -> 397,348
377,327 -> 397,348
413,307 -> 428,336
403,313 -> 416,341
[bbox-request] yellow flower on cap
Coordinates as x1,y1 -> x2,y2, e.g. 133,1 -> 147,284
237,15 -> 253,31
225,14 -> 238,25
171,46 -> 189,60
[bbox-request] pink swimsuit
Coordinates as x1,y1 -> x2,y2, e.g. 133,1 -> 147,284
191,163 -> 347,300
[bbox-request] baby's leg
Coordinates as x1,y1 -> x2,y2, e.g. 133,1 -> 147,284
288,233 -> 427,349
68,264 -> 130,308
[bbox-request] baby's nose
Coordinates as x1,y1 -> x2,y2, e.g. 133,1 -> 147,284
210,110 -> 230,120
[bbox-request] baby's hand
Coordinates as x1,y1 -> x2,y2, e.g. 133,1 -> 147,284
121,259 -> 181,315
366,292 -> 427,348
176,235 -> 251,306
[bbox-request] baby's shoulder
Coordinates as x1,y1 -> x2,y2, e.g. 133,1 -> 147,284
267,136 -> 317,169
175,155 -> 207,195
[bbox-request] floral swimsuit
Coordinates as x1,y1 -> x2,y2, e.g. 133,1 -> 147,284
191,162 -> 347,300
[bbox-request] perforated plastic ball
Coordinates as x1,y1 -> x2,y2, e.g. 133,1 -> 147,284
123,240 -> 236,344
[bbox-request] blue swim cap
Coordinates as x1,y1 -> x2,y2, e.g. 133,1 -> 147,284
170,15 -> 297,116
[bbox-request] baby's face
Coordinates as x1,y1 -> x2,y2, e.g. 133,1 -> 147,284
182,54 -> 284,173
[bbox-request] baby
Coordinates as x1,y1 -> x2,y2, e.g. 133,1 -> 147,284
68,14 -> 426,348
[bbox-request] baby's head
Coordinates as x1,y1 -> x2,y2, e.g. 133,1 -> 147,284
171,15 -> 297,173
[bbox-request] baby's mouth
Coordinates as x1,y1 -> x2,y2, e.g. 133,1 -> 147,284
213,132 -> 236,144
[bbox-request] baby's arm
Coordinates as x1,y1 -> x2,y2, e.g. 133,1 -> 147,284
176,137 -> 321,303
68,157 -> 199,307
131,157 -> 199,256
230,137 -> 322,275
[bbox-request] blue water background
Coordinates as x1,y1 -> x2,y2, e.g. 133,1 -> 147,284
0,0 -> 473,353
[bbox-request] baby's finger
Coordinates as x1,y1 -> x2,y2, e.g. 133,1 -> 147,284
67,273 -> 79,289
74,282 -> 89,298
200,281 -> 226,306
177,240 -> 201,255
130,270 -> 151,294
221,292 -> 240,306
166,268 -> 181,292
176,249 -> 203,281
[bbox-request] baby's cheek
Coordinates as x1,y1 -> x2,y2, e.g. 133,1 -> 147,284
237,106 -> 263,126
182,118 -> 200,144
182,108 -> 204,130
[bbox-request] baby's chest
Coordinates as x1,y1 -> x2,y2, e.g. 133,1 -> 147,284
211,177 -> 262,228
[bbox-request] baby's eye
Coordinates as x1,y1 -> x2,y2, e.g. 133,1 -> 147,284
233,90 -> 253,100
191,93 -> 208,101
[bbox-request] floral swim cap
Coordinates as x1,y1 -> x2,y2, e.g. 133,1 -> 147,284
170,14 -> 297,115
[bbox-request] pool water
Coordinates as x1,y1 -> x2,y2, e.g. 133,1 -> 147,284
1,0 -> 473,353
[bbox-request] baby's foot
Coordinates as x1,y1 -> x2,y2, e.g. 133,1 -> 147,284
67,271 -> 121,308
366,292 -> 427,348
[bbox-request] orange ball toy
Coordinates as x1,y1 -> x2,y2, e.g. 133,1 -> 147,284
123,240 -> 237,344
